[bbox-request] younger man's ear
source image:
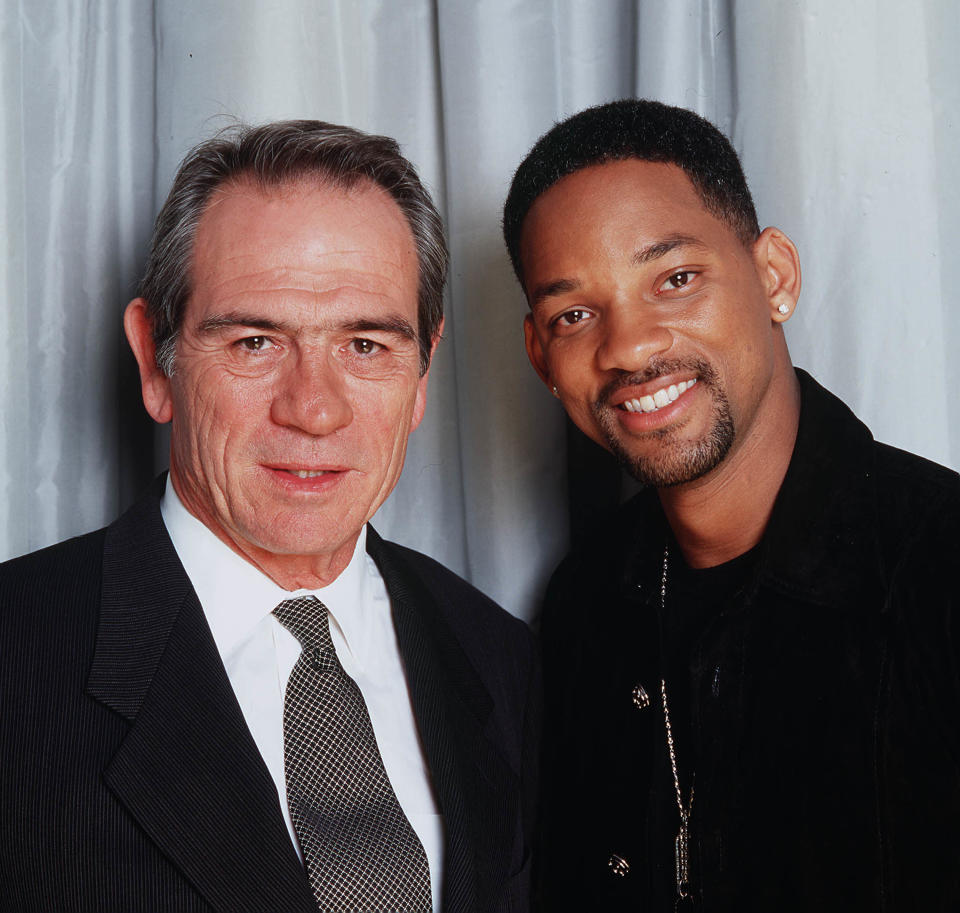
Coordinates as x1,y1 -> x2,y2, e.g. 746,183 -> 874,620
754,227 -> 802,322
123,298 -> 174,424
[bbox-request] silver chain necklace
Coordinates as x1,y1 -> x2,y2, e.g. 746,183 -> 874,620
660,544 -> 694,905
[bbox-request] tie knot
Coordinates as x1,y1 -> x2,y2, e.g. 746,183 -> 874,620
272,595 -> 334,652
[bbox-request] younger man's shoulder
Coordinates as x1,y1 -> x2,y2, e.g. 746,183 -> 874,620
873,437 -> 960,498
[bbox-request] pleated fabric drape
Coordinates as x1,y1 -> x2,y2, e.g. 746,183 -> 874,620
3,0 -> 958,621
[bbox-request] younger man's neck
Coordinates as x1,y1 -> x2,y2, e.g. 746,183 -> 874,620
658,369 -> 801,570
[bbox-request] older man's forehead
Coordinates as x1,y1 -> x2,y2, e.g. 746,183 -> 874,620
187,178 -> 418,308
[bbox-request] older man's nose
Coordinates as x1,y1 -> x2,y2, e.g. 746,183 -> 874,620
270,355 -> 353,435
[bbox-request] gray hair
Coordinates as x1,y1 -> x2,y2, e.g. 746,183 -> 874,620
138,120 -> 448,375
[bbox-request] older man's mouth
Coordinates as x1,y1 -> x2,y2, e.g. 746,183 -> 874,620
619,378 -> 698,414
265,465 -> 349,484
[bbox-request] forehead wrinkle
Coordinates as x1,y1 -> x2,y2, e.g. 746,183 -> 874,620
204,254 -> 405,283
198,265 -> 410,310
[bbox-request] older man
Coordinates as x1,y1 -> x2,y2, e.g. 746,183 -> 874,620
503,100 -> 960,912
0,121 -> 537,913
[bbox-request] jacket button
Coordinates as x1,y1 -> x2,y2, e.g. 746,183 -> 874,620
608,853 -> 630,877
631,683 -> 650,710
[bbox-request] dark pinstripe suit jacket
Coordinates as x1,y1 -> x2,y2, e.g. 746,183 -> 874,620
0,481 -> 539,913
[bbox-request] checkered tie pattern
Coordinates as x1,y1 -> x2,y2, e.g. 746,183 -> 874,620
273,596 -> 433,913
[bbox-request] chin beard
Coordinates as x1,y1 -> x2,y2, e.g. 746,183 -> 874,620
593,358 -> 735,488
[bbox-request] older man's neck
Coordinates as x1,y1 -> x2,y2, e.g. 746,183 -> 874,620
236,542 -> 358,591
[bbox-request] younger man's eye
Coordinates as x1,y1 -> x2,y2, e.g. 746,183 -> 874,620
661,271 -> 695,291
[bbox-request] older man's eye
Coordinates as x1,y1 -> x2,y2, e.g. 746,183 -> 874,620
351,338 -> 382,356
238,335 -> 274,351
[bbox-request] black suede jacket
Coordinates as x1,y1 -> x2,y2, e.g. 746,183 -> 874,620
536,370 -> 960,912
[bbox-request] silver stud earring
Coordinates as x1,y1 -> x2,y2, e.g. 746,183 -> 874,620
552,385 -> 560,397
777,303 -> 790,315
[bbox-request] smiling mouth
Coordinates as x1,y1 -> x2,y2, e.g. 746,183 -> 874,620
619,378 -> 697,414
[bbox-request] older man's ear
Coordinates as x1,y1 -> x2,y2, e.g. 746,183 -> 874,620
124,298 -> 173,424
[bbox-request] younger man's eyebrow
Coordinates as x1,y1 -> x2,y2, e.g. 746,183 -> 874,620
529,235 -> 709,311
529,278 -> 582,311
631,234 -> 706,266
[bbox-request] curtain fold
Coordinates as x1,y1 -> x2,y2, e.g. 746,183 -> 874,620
3,0 -> 958,620
1,0 -> 156,556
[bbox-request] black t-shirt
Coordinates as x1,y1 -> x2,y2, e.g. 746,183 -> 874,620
651,542 -> 759,904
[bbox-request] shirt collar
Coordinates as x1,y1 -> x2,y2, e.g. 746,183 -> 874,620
160,478 -> 373,663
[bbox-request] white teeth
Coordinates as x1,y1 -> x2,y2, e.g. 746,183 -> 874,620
620,378 -> 697,415
290,470 -> 327,478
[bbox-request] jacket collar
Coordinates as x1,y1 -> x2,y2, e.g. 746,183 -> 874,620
759,369 -> 885,609
86,479 -> 508,913
366,528 -> 516,913
86,480 -> 323,913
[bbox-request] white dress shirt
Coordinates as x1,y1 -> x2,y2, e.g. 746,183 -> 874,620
161,481 -> 444,911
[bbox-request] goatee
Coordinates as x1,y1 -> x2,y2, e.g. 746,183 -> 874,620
592,358 -> 734,487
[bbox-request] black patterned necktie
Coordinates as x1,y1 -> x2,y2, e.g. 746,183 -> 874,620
272,595 -> 432,913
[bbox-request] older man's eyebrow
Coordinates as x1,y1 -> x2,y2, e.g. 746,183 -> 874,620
196,312 -> 418,343
197,313 -> 286,334
631,235 -> 707,266
342,316 -> 418,343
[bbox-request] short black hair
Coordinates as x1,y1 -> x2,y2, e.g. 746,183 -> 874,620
502,99 -> 760,286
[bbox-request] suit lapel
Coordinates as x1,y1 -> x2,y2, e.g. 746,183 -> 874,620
367,529 -> 519,913
86,488 -> 316,913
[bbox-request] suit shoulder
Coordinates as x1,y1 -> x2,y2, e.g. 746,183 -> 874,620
379,539 -> 538,735
380,539 -> 537,686
0,529 -> 106,676
0,527 -> 106,600
388,541 -> 530,635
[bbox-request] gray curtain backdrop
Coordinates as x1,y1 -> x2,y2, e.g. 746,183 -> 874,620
3,0 -> 958,621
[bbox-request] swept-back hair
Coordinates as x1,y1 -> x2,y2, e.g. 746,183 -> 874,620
139,120 -> 447,375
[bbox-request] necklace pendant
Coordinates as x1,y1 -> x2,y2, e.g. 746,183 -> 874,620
675,819 -> 691,899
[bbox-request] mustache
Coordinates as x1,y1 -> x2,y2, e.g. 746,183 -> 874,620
594,357 -> 718,407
